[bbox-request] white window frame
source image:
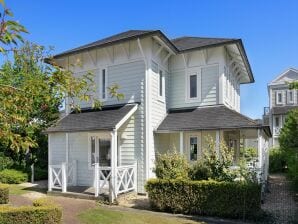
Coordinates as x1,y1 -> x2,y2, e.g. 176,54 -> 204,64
87,133 -> 111,170
158,69 -> 165,101
185,68 -> 201,103
287,90 -> 294,104
99,68 -> 108,101
276,91 -> 283,105
225,66 -> 229,99
188,135 -> 200,161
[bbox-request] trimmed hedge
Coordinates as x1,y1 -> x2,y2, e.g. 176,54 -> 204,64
0,169 -> 28,184
145,179 -> 261,219
0,198 -> 62,224
0,184 -> 9,204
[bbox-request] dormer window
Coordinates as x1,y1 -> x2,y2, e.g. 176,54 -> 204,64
276,91 -> 283,105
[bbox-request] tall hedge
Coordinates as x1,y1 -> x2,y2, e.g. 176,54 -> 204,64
145,179 -> 261,219
0,184 -> 9,204
0,198 -> 62,224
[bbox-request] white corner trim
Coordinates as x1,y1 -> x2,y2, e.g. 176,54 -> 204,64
115,104 -> 138,130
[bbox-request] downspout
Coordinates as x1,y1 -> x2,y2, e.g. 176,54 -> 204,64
137,38 -> 150,182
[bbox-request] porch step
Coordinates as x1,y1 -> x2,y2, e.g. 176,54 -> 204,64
47,190 -> 109,202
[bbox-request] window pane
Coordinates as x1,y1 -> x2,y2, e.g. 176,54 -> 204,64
91,137 -> 96,165
189,75 -> 197,98
275,117 -> 279,127
99,139 -> 111,166
278,93 -> 282,102
190,137 -> 198,161
102,69 -> 106,99
289,91 -> 293,101
159,70 -> 163,97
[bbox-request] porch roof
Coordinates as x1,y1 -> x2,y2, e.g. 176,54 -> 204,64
271,105 -> 298,115
45,104 -> 137,133
156,105 -> 266,132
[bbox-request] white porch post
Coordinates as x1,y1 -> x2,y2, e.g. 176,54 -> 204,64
65,133 -> 69,164
61,162 -> 67,193
216,130 -> 220,157
179,132 -> 184,155
94,163 -> 99,197
48,166 -> 53,192
111,130 -> 118,202
258,129 -> 263,169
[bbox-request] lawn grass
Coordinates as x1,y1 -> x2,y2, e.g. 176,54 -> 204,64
78,206 -> 205,224
9,184 -> 46,195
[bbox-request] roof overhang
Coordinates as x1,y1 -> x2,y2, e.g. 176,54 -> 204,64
44,103 -> 138,133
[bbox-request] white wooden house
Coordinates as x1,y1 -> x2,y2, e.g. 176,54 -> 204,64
264,68 -> 298,147
45,30 -> 271,201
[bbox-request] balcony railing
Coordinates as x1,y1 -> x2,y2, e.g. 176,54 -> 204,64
263,107 -> 270,116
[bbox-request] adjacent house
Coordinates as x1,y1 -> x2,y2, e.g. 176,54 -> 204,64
264,68 -> 298,147
45,30 -> 271,200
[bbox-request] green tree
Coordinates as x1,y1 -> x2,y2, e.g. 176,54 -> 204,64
279,109 -> 298,151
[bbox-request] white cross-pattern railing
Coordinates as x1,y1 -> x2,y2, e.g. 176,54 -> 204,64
94,165 -> 112,196
48,160 -> 77,193
117,164 -> 137,194
94,162 -> 137,199
49,164 -> 63,190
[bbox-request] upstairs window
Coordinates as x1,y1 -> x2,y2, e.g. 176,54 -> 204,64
158,70 -> 165,99
287,90 -> 294,104
276,91 -> 283,105
101,69 -> 107,100
189,74 -> 197,98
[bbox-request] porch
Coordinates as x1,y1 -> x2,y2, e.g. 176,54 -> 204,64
155,105 -> 272,184
48,160 -> 137,202
46,104 -> 139,203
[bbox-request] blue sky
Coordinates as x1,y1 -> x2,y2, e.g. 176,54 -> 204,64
8,0 -> 298,119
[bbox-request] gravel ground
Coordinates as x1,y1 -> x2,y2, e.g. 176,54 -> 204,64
262,174 -> 298,223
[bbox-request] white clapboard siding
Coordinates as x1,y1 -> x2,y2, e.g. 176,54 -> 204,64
49,133 -> 66,165
169,65 -> 219,108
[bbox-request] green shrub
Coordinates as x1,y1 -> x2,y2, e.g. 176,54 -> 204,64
0,154 -> 14,171
31,167 -> 48,181
154,151 -> 189,180
269,148 -> 287,173
145,179 -> 261,219
189,163 -> 210,180
0,169 -> 28,184
286,151 -> 298,191
0,198 -> 62,224
0,184 -> 9,204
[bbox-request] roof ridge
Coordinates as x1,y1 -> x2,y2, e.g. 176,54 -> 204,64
171,36 -> 238,41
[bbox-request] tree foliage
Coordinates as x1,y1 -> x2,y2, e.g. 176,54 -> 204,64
279,109 -> 298,151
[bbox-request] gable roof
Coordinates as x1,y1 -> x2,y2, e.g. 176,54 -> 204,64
50,29 -> 254,83
171,36 -> 238,52
157,105 -> 263,132
45,104 -> 137,133
269,68 -> 298,85
53,30 -> 178,58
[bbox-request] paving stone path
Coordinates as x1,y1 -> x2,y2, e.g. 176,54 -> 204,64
262,174 -> 298,223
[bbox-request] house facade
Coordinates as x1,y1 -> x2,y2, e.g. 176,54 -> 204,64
45,30 -> 271,200
264,68 -> 298,147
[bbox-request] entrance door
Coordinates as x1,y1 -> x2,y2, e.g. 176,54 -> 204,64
90,136 -> 111,167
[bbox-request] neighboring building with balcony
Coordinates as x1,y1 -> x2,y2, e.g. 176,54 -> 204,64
265,68 -> 298,147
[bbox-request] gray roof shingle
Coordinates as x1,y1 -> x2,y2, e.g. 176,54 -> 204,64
157,105 -> 261,131
271,106 -> 298,115
171,36 -> 238,52
53,30 -> 178,58
45,104 -> 136,133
